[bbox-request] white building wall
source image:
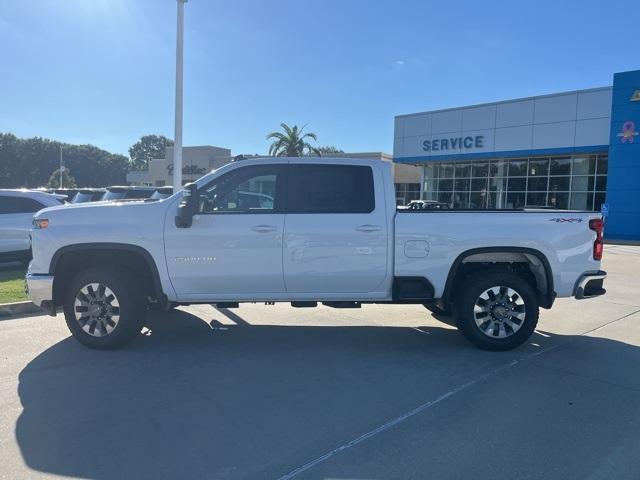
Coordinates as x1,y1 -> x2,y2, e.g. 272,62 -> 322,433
394,87 -> 612,161
127,145 -> 232,186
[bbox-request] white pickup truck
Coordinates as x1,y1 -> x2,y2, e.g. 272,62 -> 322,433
26,158 -> 606,351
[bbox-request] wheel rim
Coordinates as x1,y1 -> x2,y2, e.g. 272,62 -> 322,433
473,286 -> 526,339
73,283 -> 120,337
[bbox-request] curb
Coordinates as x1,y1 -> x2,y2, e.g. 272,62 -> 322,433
605,239 -> 640,246
0,301 -> 41,318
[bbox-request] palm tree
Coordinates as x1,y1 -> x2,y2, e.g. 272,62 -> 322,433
266,123 -> 321,156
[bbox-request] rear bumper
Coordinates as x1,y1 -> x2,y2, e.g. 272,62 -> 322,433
26,273 -> 56,316
574,270 -> 607,299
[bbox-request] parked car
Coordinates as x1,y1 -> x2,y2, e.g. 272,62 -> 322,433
149,187 -> 174,200
0,189 -> 64,264
405,200 -> 450,210
71,188 -> 107,203
101,186 -> 157,201
27,158 -> 606,351
44,188 -> 84,202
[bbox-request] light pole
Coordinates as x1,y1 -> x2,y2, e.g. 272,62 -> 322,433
59,145 -> 63,188
173,0 -> 187,192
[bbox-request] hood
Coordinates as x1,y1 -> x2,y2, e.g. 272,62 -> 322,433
34,197 -> 171,219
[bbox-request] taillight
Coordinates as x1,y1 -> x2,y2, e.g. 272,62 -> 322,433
589,218 -> 604,261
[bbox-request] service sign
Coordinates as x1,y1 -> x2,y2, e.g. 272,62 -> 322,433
422,135 -> 484,152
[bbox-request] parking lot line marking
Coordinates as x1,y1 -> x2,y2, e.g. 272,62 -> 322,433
278,308 -> 640,480
580,308 -> 640,336
411,327 -> 430,334
277,344 -> 559,480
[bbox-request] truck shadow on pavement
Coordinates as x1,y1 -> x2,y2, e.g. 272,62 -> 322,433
15,308 -> 640,480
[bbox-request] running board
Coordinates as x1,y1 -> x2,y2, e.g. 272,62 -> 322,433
291,301 -> 318,308
213,302 -> 239,309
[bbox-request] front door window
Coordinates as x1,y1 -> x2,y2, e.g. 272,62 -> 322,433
199,165 -> 280,214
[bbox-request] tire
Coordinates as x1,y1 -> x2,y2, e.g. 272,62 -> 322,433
453,270 -> 539,351
423,302 -> 452,317
63,268 -> 147,349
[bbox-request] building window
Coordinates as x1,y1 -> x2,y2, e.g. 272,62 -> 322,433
395,183 -> 420,206
422,153 -> 607,210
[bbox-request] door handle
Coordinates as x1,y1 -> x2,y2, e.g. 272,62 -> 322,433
355,224 -> 382,233
251,225 -> 278,233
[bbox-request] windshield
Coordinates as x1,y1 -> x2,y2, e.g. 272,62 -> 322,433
102,190 -> 125,201
149,191 -> 169,200
71,192 -> 93,203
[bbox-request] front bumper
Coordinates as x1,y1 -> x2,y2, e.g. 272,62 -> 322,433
26,273 -> 56,316
574,270 -> 607,299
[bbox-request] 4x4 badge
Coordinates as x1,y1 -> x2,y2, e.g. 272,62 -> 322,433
549,218 -> 584,223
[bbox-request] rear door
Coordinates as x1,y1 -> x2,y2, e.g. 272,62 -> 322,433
283,163 -> 388,295
0,195 -> 44,254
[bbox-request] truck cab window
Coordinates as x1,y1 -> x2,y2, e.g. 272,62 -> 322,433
286,164 -> 374,213
199,165 -> 280,213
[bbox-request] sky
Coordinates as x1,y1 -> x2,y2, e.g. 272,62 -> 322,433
1,0 -> 638,157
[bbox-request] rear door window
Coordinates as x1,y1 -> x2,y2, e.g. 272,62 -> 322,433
286,164 -> 375,213
0,196 -> 46,214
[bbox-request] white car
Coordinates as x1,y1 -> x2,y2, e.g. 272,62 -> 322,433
26,158 -> 606,351
0,190 -> 65,264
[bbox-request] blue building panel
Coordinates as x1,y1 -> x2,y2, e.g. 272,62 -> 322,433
605,70 -> 640,241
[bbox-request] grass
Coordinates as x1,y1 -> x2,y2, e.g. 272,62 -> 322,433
0,269 -> 28,304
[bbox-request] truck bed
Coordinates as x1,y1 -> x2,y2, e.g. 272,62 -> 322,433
394,209 -> 601,298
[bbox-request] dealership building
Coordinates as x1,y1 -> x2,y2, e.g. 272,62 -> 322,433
393,69 -> 640,241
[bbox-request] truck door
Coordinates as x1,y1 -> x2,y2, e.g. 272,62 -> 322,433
164,163 -> 286,299
283,163 -> 388,294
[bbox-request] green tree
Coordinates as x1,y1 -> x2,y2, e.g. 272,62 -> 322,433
316,146 -> 344,155
128,134 -> 173,171
0,133 -> 21,186
46,168 -> 77,188
266,123 -> 320,157
0,133 -> 129,188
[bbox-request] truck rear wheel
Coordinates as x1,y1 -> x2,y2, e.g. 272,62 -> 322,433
453,270 -> 539,351
63,268 -> 146,349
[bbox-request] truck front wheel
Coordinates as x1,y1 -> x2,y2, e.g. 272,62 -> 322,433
453,270 -> 539,351
63,268 -> 146,349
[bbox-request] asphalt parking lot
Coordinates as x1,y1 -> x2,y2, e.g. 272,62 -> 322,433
1,245 -> 639,480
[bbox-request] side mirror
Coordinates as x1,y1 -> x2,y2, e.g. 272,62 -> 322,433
175,183 -> 198,228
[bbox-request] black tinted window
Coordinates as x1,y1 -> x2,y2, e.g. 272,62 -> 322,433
287,165 -> 374,213
0,196 -> 45,214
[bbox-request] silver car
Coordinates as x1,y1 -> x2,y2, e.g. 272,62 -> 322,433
0,190 -> 64,264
